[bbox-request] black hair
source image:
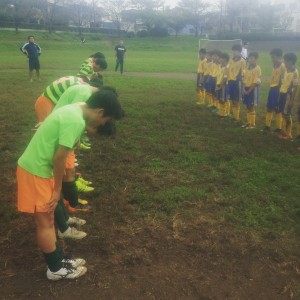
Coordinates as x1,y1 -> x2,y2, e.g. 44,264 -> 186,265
86,90 -> 123,120
232,44 -> 242,52
97,119 -> 117,137
270,48 -> 283,57
199,48 -> 206,54
101,86 -> 118,97
79,75 -> 89,83
220,52 -> 230,62
90,52 -> 106,59
283,52 -> 297,64
94,57 -> 108,70
211,49 -> 222,57
248,52 -> 259,59
28,35 -> 34,39
89,76 -> 103,89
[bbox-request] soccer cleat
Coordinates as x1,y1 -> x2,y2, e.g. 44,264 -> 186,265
77,177 -> 93,186
278,134 -> 292,140
260,126 -> 270,132
246,126 -> 255,130
63,200 -> 91,213
273,128 -> 282,134
78,199 -> 89,205
241,124 -> 250,128
80,143 -> 91,150
76,180 -> 94,193
62,257 -> 86,268
67,216 -> 86,226
47,265 -> 87,281
58,227 -> 87,240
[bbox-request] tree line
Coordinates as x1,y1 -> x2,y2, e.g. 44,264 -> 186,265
0,0 -> 294,36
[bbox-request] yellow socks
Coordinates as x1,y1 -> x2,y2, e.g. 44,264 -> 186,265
226,101 -> 231,116
219,102 -> 226,117
232,106 -> 240,121
275,113 -> 282,130
285,116 -> 292,137
249,111 -> 256,127
265,112 -> 273,128
297,123 -> 300,137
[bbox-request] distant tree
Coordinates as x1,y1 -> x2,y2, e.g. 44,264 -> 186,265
254,3 -> 276,32
178,0 -> 208,36
164,7 -> 189,37
102,0 -> 132,35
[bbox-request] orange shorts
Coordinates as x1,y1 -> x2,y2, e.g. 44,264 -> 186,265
65,151 -> 75,169
17,166 -> 54,213
35,95 -> 54,122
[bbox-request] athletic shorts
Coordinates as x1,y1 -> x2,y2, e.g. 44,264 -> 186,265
210,77 -> 217,94
35,95 -> 55,122
203,75 -> 210,92
29,58 -> 40,70
228,80 -> 241,102
17,166 -> 54,213
267,86 -> 280,110
278,92 -> 291,115
217,85 -> 228,102
243,87 -> 255,107
65,151 -> 75,169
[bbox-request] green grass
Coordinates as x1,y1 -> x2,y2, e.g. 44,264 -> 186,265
0,30 -> 300,237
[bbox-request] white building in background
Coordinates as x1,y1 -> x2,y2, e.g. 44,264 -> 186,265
272,0 -> 300,32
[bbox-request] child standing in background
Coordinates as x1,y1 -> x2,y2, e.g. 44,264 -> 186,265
196,48 -> 207,105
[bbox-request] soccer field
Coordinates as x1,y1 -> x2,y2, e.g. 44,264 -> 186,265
0,31 -> 299,299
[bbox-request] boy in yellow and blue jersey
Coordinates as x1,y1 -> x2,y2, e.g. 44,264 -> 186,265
216,53 -> 230,117
278,53 -> 299,139
241,52 -> 261,129
210,50 -> 222,112
228,44 -> 246,121
263,48 -> 286,132
203,52 -> 212,106
196,48 -> 207,105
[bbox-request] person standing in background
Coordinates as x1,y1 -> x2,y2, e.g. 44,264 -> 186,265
20,35 -> 42,82
241,41 -> 248,61
115,39 -> 127,75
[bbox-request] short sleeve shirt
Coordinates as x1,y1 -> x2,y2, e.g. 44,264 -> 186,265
115,45 -> 126,59
243,65 -> 262,87
54,85 -> 93,111
18,105 -> 85,178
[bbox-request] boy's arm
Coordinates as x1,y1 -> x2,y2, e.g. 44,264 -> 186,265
288,75 -> 299,108
245,67 -> 261,95
48,145 -> 71,212
36,44 -> 42,55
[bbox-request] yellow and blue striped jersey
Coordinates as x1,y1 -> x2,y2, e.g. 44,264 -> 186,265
243,65 -> 262,87
228,57 -> 246,81
280,68 -> 299,93
270,62 -> 285,87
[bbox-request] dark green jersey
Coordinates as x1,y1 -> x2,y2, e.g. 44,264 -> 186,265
43,76 -> 81,104
77,64 -> 93,77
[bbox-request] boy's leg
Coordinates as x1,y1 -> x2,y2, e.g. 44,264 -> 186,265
54,199 -> 69,233
265,109 -> 273,128
34,212 -> 63,271
297,107 -> 300,138
115,59 -> 119,72
36,69 -> 41,80
29,70 -> 33,81
249,106 -> 256,127
120,59 -> 124,74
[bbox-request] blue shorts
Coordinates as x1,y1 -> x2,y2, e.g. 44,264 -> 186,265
228,80 -> 241,102
29,58 -> 40,70
267,86 -> 280,110
203,75 -> 211,92
243,87 -> 255,107
210,77 -> 217,95
278,93 -> 292,115
217,85 -> 228,102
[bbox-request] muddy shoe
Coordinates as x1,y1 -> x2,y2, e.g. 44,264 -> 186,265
76,180 -> 94,193
62,257 -> 86,268
67,217 -> 86,226
47,265 -> 87,281
58,227 -> 87,240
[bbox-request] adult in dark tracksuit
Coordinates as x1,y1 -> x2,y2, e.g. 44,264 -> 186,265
20,35 -> 42,82
115,39 -> 126,75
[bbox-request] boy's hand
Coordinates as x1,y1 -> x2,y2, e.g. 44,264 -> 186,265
287,100 -> 293,109
47,190 -> 60,213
